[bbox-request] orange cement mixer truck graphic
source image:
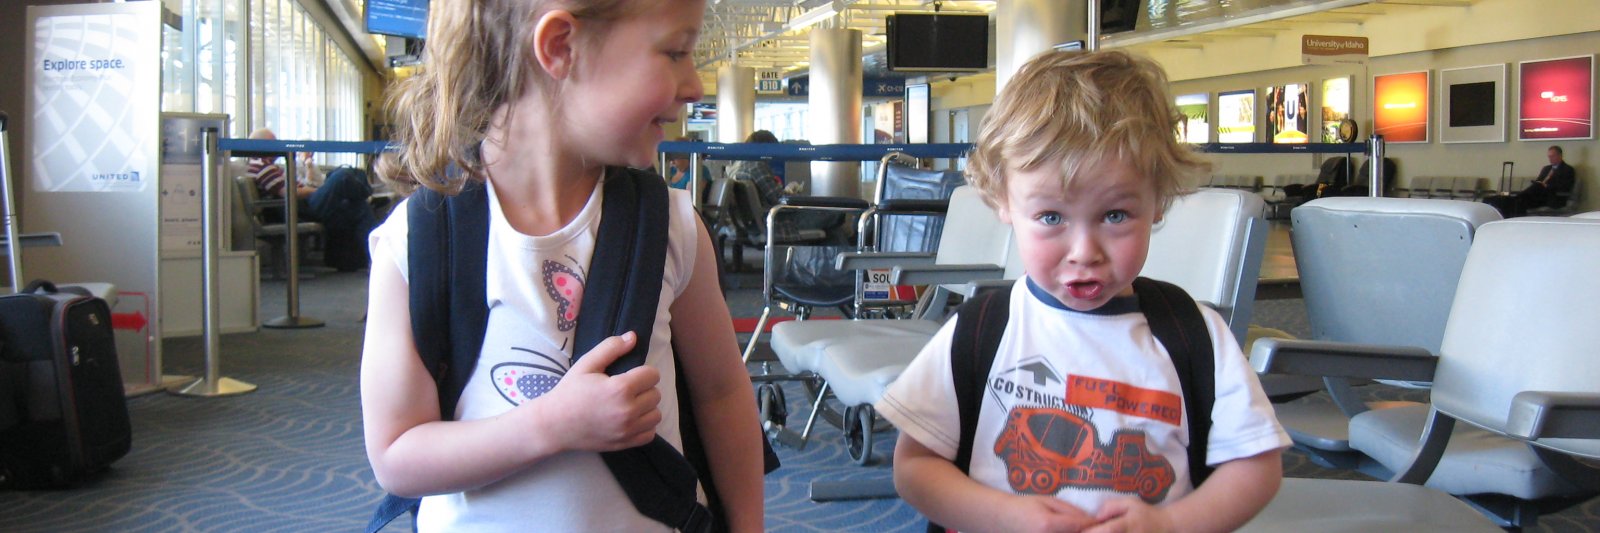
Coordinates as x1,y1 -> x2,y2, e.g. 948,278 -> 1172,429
993,407 -> 1176,503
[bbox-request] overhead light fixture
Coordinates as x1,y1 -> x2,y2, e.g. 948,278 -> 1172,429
784,0 -> 842,33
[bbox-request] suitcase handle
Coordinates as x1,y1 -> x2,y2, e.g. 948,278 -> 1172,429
23,280 -> 57,294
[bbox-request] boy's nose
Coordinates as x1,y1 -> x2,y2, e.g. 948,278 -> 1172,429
1064,232 -> 1104,266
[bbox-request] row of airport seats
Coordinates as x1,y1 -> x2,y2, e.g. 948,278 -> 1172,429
1391,176 -> 1494,200
1253,200 -> 1600,529
736,163 -> 1600,528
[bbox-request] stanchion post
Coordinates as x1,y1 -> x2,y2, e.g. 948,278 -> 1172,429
690,152 -> 703,211
0,112 -> 22,293
1368,134 -> 1385,198
263,146 -> 323,329
172,128 -> 256,397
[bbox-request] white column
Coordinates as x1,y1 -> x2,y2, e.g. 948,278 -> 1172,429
995,0 -> 1085,92
717,64 -> 755,143
808,27 -> 862,198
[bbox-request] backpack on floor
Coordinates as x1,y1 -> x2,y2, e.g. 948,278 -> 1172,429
932,278 -> 1215,533
367,167 -> 776,532
0,281 -> 132,489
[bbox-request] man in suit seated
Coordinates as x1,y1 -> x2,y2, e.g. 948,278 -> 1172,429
1485,145 -> 1576,217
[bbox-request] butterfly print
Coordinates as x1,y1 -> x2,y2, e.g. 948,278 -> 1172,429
542,258 -> 586,331
491,348 -> 568,406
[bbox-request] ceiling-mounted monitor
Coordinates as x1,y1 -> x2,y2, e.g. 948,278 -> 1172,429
366,0 -> 429,40
886,13 -> 989,73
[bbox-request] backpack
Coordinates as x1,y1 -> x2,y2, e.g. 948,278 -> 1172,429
934,278 -> 1215,533
366,167 -> 776,532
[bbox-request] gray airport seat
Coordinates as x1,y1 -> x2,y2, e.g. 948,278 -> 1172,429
1253,216 -> 1600,528
1272,197 -> 1500,461
1243,478 -> 1500,532
795,187 -> 1279,469
765,186 -> 1014,457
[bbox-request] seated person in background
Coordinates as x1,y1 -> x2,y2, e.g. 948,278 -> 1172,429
725,130 -> 789,206
1281,156 -> 1350,205
1485,145 -> 1575,217
247,128 -> 378,271
663,149 -> 715,204
878,50 -> 1287,533
725,130 -> 838,242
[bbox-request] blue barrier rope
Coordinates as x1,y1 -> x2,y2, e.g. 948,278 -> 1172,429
219,139 -> 1368,160
656,141 -> 1367,161
1193,142 -> 1367,154
656,142 -> 972,161
219,138 -> 393,157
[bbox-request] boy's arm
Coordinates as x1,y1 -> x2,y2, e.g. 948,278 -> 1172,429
670,218 -> 765,533
1087,448 -> 1283,533
895,433 -> 1099,533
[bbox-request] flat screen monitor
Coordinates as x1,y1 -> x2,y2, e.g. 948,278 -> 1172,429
905,84 -> 930,144
886,13 -> 988,72
1449,81 -> 1496,128
367,0 -> 429,40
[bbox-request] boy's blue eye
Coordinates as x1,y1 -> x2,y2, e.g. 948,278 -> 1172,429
667,51 -> 690,61
1104,210 -> 1129,224
1036,212 -> 1063,226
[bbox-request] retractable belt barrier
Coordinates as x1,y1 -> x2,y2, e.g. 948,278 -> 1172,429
216,138 -> 394,331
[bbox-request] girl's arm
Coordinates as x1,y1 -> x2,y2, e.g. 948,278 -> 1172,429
670,219 -> 765,533
361,258 -> 663,497
895,433 -> 1097,533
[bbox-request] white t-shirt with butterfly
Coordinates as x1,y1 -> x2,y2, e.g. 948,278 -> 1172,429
369,174 -> 701,532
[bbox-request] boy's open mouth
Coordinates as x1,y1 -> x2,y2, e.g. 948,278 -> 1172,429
1066,280 -> 1102,301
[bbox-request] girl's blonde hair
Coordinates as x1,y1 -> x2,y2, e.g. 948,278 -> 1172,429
966,50 -> 1210,213
377,0 -> 637,195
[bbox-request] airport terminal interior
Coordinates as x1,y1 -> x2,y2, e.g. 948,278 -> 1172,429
1,0 -> 1598,531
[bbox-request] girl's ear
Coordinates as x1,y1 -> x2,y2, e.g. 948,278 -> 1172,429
532,10 -> 578,80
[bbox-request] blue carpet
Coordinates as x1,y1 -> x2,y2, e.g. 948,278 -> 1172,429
1,271 -> 1596,531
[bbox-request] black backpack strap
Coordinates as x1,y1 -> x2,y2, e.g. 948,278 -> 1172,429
930,287 -> 1011,533
1132,277 -> 1216,487
950,288 -> 1011,474
366,181 -> 493,533
574,167 -> 716,533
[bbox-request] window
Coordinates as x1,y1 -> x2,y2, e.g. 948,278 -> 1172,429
161,0 -> 367,167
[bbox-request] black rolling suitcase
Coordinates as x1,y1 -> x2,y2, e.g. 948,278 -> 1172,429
0,281 -> 132,489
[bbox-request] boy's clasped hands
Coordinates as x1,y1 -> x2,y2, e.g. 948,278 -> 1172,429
1001,494 -> 1175,533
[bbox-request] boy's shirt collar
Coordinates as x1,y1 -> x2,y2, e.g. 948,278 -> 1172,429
1025,276 -> 1140,316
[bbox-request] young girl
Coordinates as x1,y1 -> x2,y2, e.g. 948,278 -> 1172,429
359,0 -> 764,531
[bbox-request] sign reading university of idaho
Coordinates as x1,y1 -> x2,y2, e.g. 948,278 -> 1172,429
1302,35 -> 1369,66
29,4 -> 158,192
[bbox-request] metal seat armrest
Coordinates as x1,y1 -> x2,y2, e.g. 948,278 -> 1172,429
959,279 -> 1015,297
835,251 -> 935,271
874,198 -> 949,215
891,263 -> 1004,285
1506,391 -> 1600,441
1249,338 -> 1437,381
779,195 -> 871,209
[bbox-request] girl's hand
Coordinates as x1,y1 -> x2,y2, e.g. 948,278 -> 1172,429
997,494 -> 1099,533
533,332 -> 662,452
1083,497 -> 1174,533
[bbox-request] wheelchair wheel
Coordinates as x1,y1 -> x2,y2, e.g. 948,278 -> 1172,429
756,383 -> 788,432
844,405 -> 875,465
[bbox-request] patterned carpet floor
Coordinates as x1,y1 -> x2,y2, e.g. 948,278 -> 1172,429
1,270 -> 1596,532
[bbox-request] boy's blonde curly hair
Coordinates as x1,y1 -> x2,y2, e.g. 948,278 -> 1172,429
966,50 -> 1210,213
